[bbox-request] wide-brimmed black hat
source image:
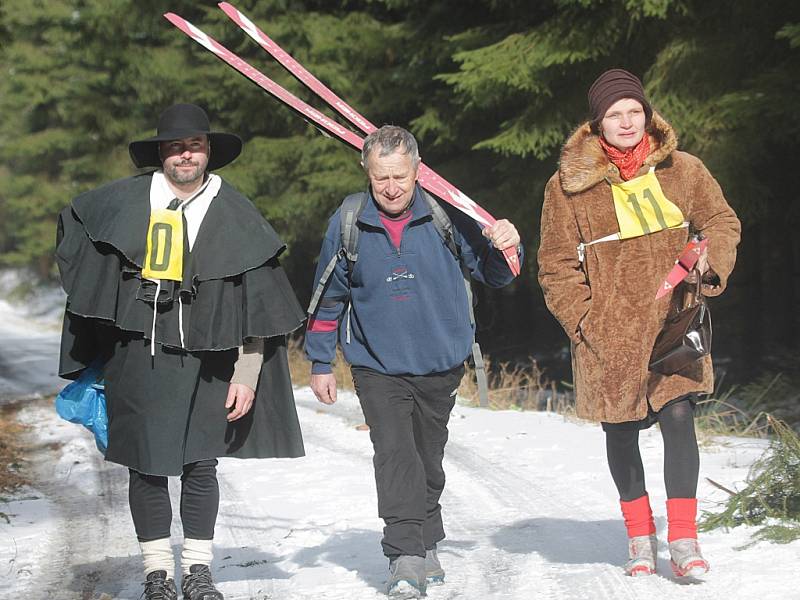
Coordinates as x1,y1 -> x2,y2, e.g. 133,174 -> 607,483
128,103 -> 242,171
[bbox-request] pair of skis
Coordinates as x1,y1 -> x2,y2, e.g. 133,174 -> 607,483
164,3 -> 521,276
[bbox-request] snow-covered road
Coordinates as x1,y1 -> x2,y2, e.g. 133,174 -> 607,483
2,389 -> 798,600
0,282 -> 797,599
0,271 -> 65,404
0,299 -> 62,404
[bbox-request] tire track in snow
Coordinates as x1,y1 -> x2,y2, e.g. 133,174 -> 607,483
444,438 -> 671,599
293,395 -> 664,600
214,474 -> 282,600
22,402 -> 140,600
290,400 -> 538,600
291,398 -> 578,599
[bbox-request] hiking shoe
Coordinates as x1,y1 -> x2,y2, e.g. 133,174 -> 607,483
140,570 -> 177,600
624,534 -> 657,576
387,555 -> 426,598
181,564 -> 224,600
425,546 -> 445,585
669,538 -> 710,577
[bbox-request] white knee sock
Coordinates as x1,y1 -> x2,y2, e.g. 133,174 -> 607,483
140,537 -> 175,580
181,538 -> 214,575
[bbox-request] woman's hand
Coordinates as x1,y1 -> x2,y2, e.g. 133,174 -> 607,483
683,246 -> 709,285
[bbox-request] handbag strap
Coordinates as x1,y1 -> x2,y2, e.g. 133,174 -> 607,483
682,269 -> 703,310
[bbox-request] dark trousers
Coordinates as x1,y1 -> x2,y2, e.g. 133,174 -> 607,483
129,459 -> 220,541
352,365 -> 464,559
604,397 -> 700,501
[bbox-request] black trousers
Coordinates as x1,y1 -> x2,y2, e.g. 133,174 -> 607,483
603,397 -> 699,501
352,365 -> 464,559
129,459 -> 220,541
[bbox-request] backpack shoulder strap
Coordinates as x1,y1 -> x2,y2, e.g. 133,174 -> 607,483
306,192 -> 368,316
340,192 -> 369,264
421,190 -> 459,260
420,191 -> 471,315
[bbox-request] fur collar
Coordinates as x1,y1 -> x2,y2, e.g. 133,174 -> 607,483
558,112 -> 678,194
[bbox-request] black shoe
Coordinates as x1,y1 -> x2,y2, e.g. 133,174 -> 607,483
181,564 -> 224,600
140,570 -> 178,600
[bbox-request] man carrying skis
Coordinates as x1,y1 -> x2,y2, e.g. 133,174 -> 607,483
56,103 -> 306,600
305,125 -> 522,597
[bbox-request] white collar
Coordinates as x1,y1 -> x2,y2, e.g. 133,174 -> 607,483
149,171 -> 222,250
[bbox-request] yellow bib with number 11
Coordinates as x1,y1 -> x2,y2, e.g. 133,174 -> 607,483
611,168 -> 684,240
142,208 -> 183,281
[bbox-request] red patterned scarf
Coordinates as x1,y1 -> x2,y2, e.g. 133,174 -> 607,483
599,135 -> 651,180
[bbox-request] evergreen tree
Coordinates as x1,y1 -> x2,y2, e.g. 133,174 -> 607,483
1,0 -> 797,378
394,0 -> 800,363
0,0 -> 391,283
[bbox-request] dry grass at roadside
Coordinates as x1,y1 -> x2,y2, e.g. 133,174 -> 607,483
695,395 -> 771,441
286,337 -> 573,414
284,336 -> 791,443
0,403 -> 30,495
693,372 -> 797,441
459,358 -> 575,414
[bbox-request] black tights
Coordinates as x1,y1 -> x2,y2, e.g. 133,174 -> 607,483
605,400 -> 699,501
129,459 -> 220,541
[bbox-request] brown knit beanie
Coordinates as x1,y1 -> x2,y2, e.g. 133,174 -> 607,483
588,68 -> 652,128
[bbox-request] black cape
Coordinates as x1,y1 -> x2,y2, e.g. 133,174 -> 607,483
56,173 -> 306,475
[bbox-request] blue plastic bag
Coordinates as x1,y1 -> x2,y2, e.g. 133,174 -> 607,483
55,364 -> 108,453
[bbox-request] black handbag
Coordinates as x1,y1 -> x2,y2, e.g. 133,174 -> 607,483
649,273 -> 712,375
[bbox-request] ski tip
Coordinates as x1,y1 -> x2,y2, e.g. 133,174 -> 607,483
219,2 -> 240,18
163,12 -> 194,32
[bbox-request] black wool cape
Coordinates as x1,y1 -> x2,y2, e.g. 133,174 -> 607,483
56,173 -> 306,475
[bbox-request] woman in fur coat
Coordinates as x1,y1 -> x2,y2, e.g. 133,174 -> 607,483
538,69 -> 740,578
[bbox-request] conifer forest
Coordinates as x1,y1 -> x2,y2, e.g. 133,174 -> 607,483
1,0 -> 798,393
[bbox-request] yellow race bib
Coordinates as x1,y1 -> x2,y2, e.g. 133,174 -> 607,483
611,168 -> 684,240
142,208 -> 184,281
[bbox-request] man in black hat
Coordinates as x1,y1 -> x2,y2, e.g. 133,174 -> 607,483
56,103 -> 306,600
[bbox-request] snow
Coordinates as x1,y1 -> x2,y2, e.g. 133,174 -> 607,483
0,270 -> 65,404
2,391 -> 799,599
0,270 -> 65,334
1,282 -> 799,599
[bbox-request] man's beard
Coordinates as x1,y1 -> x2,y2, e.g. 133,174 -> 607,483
166,161 -> 204,185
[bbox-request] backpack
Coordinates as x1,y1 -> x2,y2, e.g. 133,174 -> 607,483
307,190 -> 489,406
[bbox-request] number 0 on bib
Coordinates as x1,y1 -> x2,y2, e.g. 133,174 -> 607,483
142,208 -> 184,281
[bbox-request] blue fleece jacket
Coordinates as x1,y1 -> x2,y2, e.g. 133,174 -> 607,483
304,185 -> 522,376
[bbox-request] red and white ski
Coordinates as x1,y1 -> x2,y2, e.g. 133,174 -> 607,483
218,2 -> 377,136
655,236 -> 708,299
164,13 -> 365,150
164,10 -> 520,276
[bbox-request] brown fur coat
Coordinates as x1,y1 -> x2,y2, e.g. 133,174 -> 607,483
538,114 -> 741,423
